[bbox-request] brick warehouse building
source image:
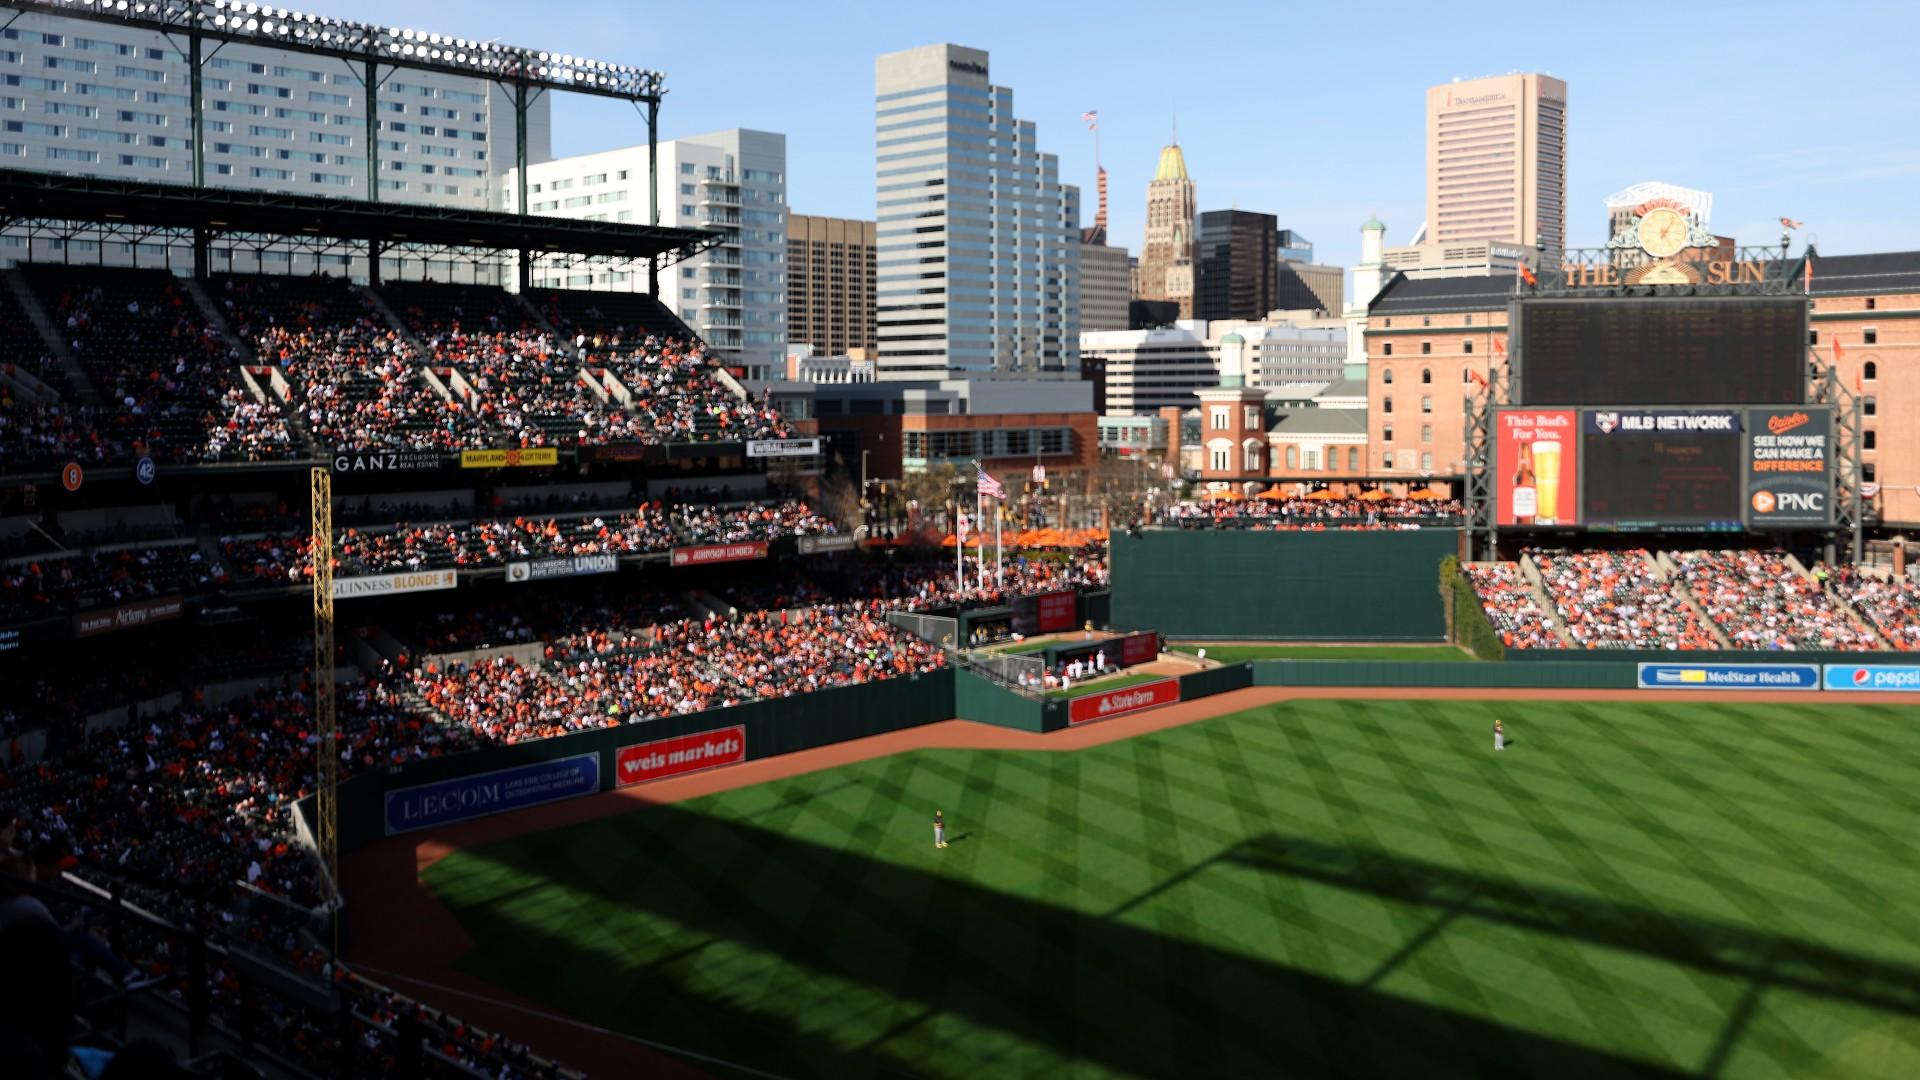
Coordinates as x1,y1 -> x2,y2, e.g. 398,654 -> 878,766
1358,250 -> 1920,525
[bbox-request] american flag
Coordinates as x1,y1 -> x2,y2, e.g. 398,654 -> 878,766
1780,217 -> 1804,230
978,470 -> 1006,500
1082,110 -> 1098,130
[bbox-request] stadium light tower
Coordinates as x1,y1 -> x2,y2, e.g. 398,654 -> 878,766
2,1 -> 669,291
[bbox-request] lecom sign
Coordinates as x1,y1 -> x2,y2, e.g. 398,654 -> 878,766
615,725 -> 748,787
1067,678 -> 1180,726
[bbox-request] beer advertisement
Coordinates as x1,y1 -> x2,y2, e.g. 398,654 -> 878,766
1495,409 -> 1579,527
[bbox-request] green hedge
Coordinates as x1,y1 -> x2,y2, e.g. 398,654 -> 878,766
1442,555 -> 1507,661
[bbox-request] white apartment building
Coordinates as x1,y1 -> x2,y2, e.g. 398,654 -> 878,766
1083,319 -> 1347,416
507,129 -> 787,380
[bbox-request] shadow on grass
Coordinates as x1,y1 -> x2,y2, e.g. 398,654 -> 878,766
434,802 -> 1715,1080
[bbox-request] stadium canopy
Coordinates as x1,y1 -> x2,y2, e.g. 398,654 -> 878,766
0,167 -> 715,263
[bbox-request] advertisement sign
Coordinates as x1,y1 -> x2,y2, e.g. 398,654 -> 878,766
1012,590 -> 1078,636
331,569 -> 458,600
1635,663 -> 1819,690
459,447 -> 560,469
505,554 -> 619,584
1822,664 -> 1920,692
1118,631 -> 1161,667
134,457 -> 156,486
1495,410 -> 1579,526
615,725 -> 748,787
72,595 -> 185,638
332,449 -> 443,473
670,542 -> 768,567
1068,678 -> 1180,725
1745,408 -> 1833,527
1582,409 -> 1745,531
796,534 -> 857,555
746,438 -> 821,458
383,753 -> 600,835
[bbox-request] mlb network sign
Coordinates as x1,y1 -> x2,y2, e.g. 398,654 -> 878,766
1822,664 -> 1920,692
1636,663 -> 1819,691
1067,678 -> 1180,726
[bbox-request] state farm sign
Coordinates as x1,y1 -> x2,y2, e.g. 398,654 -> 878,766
1067,678 -> 1180,726
615,725 -> 748,787
670,542 -> 768,567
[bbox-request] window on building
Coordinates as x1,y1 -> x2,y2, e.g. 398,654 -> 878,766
1864,463 -> 1877,482
1243,405 -> 1260,428
1866,298 -> 1876,310
1347,447 -> 1360,471
1382,342 -> 1393,356
1865,397 -> 1876,417
1210,447 -> 1228,471
1809,329 -> 1819,345
1864,429 -> 1877,450
1382,451 -> 1394,469
1462,340 -> 1473,354
1864,328 -> 1878,345
1422,317 -> 1431,327
1245,441 -> 1261,472
1383,425 -> 1394,443
1382,368 -> 1393,384
1210,407 -> 1228,431
1421,341 -> 1432,355
1383,397 -> 1392,414
1464,315 -> 1474,326
1421,425 -> 1432,443
1865,360 -> 1878,381
1463,368 -> 1475,384
1421,397 -> 1432,414
1421,368 -> 1431,384
1285,446 -> 1297,470
1421,452 -> 1434,473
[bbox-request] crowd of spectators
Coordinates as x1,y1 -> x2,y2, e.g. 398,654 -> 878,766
216,498 -> 838,584
0,543 -> 206,622
1462,562 -> 1564,649
1827,565 -> 1920,651
832,552 -> 1112,611
410,602 -> 948,743
1672,550 -> 1880,651
1529,548 -> 1720,650
1157,497 -> 1464,529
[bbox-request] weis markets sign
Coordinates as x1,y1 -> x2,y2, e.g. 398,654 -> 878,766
671,541 -> 768,567
1068,678 -> 1180,726
72,595 -> 185,638
615,725 -> 748,787
506,554 -> 619,584
332,569 -> 458,599
384,753 -> 600,835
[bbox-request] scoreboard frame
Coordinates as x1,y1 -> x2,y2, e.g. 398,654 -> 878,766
1507,295 -> 1811,409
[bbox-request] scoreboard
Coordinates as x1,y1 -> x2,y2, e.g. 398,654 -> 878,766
1578,410 -> 1745,530
1515,297 -> 1807,406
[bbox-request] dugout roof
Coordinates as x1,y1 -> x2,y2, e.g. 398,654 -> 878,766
0,167 -> 714,261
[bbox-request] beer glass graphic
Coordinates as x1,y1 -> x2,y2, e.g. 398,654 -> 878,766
1532,439 -> 1563,524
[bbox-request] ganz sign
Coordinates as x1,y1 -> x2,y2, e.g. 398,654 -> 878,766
332,450 -> 443,472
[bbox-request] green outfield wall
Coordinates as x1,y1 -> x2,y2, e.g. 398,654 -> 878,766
1112,529 -> 1458,640
954,669 -> 1063,732
1250,659 -> 1633,689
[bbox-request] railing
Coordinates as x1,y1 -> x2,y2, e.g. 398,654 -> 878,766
887,609 -> 959,653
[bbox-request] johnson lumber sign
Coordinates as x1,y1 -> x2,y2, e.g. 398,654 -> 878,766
670,542 -> 768,567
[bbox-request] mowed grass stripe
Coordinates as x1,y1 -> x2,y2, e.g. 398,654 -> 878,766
423,699 -> 1920,1080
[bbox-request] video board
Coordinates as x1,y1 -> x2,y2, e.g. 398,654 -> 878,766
1514,297 -> 1807,406
1493,406 -> 1833,532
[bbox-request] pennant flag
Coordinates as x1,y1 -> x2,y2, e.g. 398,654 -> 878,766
1492,336 -> 1507,357
1780,217 -> 1804,230
978,470 -> 1006,500
1517,264 -> 1538,287
1833,336 -> 1845,364
1805,254 -> 1814,295
1468,369 -> 1488,389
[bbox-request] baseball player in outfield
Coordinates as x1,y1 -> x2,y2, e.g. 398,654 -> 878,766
934,810 -> 948,848
1494,719 -> 1506,752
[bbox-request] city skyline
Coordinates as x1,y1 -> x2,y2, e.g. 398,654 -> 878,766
289,0 -> 1920,264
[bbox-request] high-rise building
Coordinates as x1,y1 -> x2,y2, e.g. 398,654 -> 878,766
872,44 -> 1080,380
1139,142 -> 1197,318
512,129 -> 787,379
1196,210 -> 1279,321
1276,230 -> 1314,263
787,214 -> 876,357
1081,319 -> 1346,416
1276,261 -> 1345,314
1425,73 -> 1567,251
0,6 -> 545,210
1080,240 -> 1133,332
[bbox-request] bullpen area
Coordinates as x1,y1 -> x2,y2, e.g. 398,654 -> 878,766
351,689 -> 1920,1080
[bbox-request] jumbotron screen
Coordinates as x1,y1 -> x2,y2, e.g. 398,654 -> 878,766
1579,409 -> 1745,530
1515,297 -> 1807,406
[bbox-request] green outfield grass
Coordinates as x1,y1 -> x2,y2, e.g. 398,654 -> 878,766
424,699 -> 1920,1079
1171,643 -> 1475,662
989,637 -> 1059,655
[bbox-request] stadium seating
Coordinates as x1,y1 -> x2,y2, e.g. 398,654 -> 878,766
1671,550 -> 1880,651
0,282 -> 111,472
1828,565 -> 1920,651
25,265 -> 297,463
1158,497 -> 1464,528
1462,562 -> 1565,648
1528,549 -> 1721,650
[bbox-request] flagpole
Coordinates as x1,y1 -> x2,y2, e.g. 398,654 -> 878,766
995,494 -> 1003,588
976,462 -> 987,593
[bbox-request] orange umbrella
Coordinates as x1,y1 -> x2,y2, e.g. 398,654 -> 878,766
1255,487 -> 1290,501
1303,489 -> 1338,501
1203,489 -> 1245,502
1356,489 -> 1389,502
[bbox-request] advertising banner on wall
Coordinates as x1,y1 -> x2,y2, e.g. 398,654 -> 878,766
1744,408 -> 1833,527
1822,664 -> 1920,692
1012,591 -> 1079,636
1118,630 -> 1161,667
332,569 -> 459,600
615,725 -> 748,787
1635,662 -> 1819,690
505,555 -> 620,584
1495,409 -> 1579,526
746,438 -> 821,458
459,447 -> 560,469
331,449 -> 444,473
1068,678 -> 1180,725
72,595 -> 185,638
670,542 -> 769,567
383,753 -> 600,835
796,534 -> 857,555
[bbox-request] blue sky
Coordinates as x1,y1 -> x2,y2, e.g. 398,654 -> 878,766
322,0 -> 1919,264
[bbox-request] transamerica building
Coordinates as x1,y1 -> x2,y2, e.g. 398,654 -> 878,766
873,44 -> 1080,380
